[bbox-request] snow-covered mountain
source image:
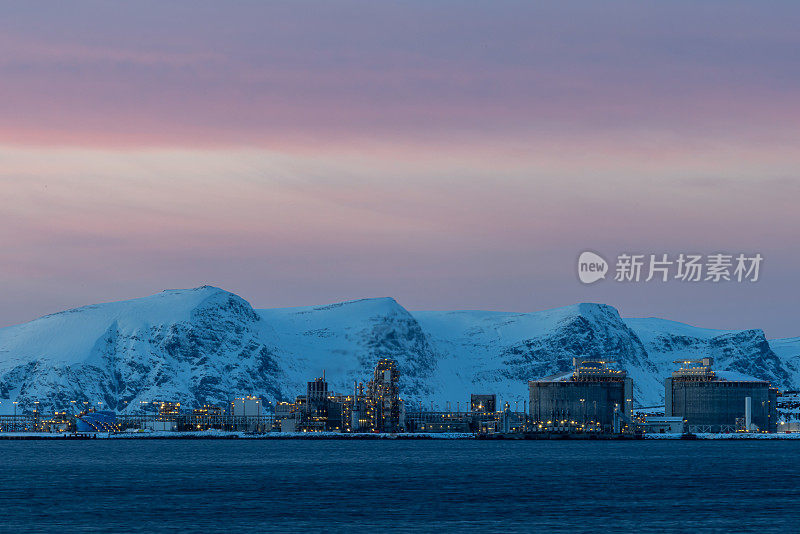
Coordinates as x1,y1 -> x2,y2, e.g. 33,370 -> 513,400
768,337 -> 800,388
625,318 -> 793,392
0,287 -> 288,415
0,286 -> 796,414
414,304 -> 661,407
257,297 -> 441,402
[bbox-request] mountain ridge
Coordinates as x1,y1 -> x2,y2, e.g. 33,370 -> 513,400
0,286 -> 795,414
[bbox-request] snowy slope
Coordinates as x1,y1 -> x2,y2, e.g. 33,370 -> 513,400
414,303 -> 662,407
256,297 -> 440,402
0,287 -> 290,414
626,317 -> 793,391
769,337 -> 800,387
0,287 -> 215,366
0,286 -> 797,414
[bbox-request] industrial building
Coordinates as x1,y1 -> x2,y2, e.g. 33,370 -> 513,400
143,419 -> 177,432
405,410 -> 472,433
232,396 -> 262,417
640,416 -> 685,435
158,401 -> 181,417
188,404 -> 225,430
665,358 -> 778,433
470,394 -> 496,413
368,359 -> 402,433
40,411 -> 73,433
528,358 -> 634,433
274,401 -> 299,432
295,374 -> 345,432
288,376 -> 358,432
276,359 -> 404,433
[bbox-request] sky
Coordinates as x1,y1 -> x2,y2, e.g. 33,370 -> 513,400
1,1 -> 798,337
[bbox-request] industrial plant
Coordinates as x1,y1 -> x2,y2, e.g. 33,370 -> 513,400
0,354 -> 794,438
665,358 -> 777,433
276,358 -> 403,433
528,358 -> 634,434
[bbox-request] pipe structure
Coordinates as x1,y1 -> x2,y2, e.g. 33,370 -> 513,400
745,396 -> 752,431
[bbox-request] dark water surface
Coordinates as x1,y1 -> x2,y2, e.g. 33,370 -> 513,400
0,439 -> 797,533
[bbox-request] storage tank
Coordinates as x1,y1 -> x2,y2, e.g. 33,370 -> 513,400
528,358 -> 633,432
665,358 -> 777,433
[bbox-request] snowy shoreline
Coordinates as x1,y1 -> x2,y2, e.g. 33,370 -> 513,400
645,432 -> 800,440
1,431 -> 800,440
0,431 -> 475,440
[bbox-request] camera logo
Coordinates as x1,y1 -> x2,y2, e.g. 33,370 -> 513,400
578,251 -> 608,284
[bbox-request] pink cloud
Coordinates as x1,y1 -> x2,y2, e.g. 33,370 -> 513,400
0,2 -> 799,336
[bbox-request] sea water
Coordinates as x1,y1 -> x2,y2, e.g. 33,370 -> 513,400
0,440 -> 797,532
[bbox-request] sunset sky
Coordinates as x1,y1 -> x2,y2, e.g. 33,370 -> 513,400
1,1 -> 798,337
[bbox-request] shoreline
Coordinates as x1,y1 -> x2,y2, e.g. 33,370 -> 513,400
1,431 -> 799,440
